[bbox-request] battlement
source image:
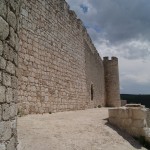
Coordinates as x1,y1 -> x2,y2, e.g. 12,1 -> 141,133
103,56 -> 118,61
59,0 -> 99,57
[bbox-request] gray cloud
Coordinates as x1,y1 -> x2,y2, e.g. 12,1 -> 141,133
66,0 -> 150,94
85,0 -> 150,43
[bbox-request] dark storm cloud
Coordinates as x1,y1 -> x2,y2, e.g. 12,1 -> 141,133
86,0 -> 150,43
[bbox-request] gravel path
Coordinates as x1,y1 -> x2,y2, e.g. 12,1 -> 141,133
17,108 -> 147,150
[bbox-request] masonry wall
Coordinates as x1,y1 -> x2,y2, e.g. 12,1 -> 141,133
18,0 -> 105,115
108,106 -> 150,143
0,0 -> 21,149
84,42 -> 105,107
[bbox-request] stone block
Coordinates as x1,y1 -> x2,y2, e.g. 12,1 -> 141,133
109,117 -> 117,125
8,47 -> 15,62
0,70 -> 2,83
0,85 -> 6,102
143,128 -> 150,143
3,43 -> 10,60
6,61 -> 15,75
6,88 -> 13,103
6,137 -> 16,150
7,10 -> 17,30
0,143 -> 6,150
120,118 -> 132,127
10,0 -> 16,12
13,89 -> 18,102
11,76 -> 18,89
0,0 -> 7,18
132,119 -> 147,128
2,104 -> 10,120
119,108 -> 129,119
0,56 -> 6,69
0,40 -> 3,56
0,121 -> 12,141
3,72 -> 11,87
13,51 -> 18,66
108,108 -> 119,117
11,119 -> 17,135
9,27 -> 16,48
132,108 -> 147,119
10,103 -> 17,118
0,17 -> 9,40
0,105 -> 2,121
21,8 -> 28,17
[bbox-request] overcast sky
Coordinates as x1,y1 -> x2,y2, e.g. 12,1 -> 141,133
66,0 -> 150,94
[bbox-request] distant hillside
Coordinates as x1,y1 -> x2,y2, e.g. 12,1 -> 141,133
121,94 -> 150,108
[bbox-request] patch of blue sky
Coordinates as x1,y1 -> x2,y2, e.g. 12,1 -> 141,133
80,4 -> 88,13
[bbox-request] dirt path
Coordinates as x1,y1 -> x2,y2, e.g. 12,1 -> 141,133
17,108 -> 147,150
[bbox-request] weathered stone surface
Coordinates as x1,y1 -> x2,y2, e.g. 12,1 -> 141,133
9,27 -> 16,48
0,0 -> 19,149
0,105 -> 2,121
11,76 -> 17,89
10,104 -> 17,118
0,0 -> 7,18
0,121 -> 12,141
18,0 -> 109,115
109,107 -> 149,141
11,119 -> 17,134
0,17 -> 9,40
3,72 -> 12,87
2,104 -> 10,121
0,143 -> 6,150
0,40 -> 3,56
3,44 -> 16,62
6,61 -> 15,75
21,8 -> 28,17
0,70 -> 2,82
7,10 -> 17,30
0,85 -> 6,102
0,56 -> 6,69
6,88 -> 13,103
132,109 -> 147,119
103,57 -> 120,107
132,119 -> 146,128
13,51 -> 18,66
6,137 -> 16,150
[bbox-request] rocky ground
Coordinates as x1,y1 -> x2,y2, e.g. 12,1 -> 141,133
17,108 -> 147,150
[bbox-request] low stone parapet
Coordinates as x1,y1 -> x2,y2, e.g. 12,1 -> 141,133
108,105 -> 150,143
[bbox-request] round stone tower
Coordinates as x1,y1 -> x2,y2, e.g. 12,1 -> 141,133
103,57 -> 121,107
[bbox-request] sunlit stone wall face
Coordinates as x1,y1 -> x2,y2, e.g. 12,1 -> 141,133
18,0 -> 105,115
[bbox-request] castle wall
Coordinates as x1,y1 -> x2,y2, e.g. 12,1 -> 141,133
103,57 -> 121,107
84,42 -> 105,107
18,0 -> 105,115
0,0 -> 21,149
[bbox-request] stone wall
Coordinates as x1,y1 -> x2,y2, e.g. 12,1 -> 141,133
108,106 -> 150,143
84,42 -> 105,108
18,0 -> 105,115
0,0 -> 21,149
103,57 -> 121,107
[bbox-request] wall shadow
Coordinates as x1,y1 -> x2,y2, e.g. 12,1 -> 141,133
104,119 -> 145,149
